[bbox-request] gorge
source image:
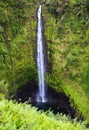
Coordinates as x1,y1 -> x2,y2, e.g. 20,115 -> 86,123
0,1 -> 89,129
14,5 -> 76,119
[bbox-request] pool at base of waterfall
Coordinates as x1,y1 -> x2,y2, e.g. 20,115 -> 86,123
13,84 -> 76,119
31,102 -> 70,115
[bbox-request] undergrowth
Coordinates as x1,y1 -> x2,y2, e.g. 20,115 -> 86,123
0,94 -> 88,130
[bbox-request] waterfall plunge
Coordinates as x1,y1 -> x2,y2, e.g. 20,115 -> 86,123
37,5 -> 46,103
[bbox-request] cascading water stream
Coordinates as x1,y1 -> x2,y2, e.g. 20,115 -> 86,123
37,5 -> 46,103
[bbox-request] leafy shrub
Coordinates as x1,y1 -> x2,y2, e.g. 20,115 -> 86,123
83,66 -> 89,93
0,80 -> 8,98
0,95 -> 88,130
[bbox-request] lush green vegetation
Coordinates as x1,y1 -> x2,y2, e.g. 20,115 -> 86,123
0,94 -> 88,130
0,0 -> 38,96
0,0 -> 89,129
43,0 -> 89,123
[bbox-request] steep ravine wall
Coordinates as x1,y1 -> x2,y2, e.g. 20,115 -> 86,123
42,4 -> 89,123
0,0 -> 89,123
0,1 -> 39,96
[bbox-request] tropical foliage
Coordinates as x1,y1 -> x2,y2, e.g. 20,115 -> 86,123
0,0 -> 38,95
44,0 -> 89,122
0,95 -> 88,130
0,0 -> 89,128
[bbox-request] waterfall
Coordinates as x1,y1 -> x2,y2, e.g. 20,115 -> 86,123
37,5 -> 46,103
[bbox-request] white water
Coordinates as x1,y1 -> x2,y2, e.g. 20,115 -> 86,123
37,5 -> 46,102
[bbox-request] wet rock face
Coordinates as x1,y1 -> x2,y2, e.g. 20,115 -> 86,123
13,83 -> 75,118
